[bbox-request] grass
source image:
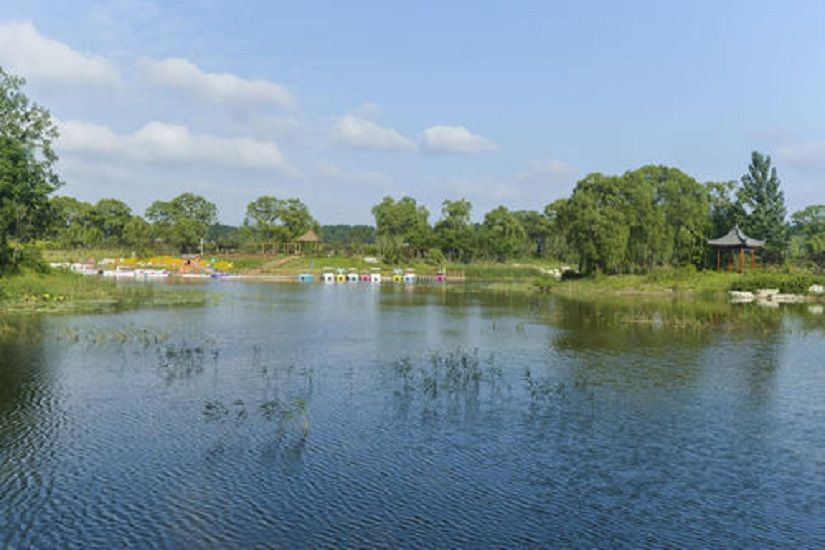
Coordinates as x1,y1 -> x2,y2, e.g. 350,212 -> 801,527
535,266 -> 825,298
0,268 -> 207,313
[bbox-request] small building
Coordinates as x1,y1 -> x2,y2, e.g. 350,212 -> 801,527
276,229 -> 323,254
707,225 -> 764,272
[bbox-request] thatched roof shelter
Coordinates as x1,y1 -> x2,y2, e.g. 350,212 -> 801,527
296,229 -> 321,243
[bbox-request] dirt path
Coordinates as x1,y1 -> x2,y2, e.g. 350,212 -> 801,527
248,255 -> 300,274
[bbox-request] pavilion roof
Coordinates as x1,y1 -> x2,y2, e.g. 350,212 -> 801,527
295,229 -> 321,243
707,225 -> 764,248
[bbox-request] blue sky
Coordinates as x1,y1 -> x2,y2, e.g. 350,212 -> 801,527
1,0 -> 824,224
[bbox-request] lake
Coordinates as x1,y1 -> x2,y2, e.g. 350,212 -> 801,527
2,282 -> 824,547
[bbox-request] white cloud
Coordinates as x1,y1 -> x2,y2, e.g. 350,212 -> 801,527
777,141 -> 825,171
138,57 -> 294,108
332,115 -> 416,151
58,120 -> 289,171
0,21 -> 120,85
421,125 -> 497,154
316,161 -> 388,185
517,158 -> 575,184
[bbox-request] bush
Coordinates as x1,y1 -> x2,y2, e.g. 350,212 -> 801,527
533,276 -> 558,293
730,271 -> 819,294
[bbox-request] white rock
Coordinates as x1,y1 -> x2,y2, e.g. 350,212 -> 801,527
808,284 -> 824,295
773,294 -> 807,303
729,291 -> 755,303
756,288 -> 780,299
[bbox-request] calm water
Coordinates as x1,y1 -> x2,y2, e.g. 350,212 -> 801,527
1,282 -> 824,547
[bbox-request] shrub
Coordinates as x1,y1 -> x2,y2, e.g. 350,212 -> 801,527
730,272 -> 819,294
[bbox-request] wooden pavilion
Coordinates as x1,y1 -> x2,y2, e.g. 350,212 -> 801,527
279,229 -> 322,254
707,225 -> 764,272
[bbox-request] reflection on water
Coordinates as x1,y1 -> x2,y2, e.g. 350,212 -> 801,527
1,283 -> 824,547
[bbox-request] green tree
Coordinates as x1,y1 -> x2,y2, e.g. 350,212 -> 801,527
49,195 -> 100,248
123,216 -> 154,254
278,198 -> 316,240
560,173 -> 631,273
243,196 -> 316,251
434,199 -> 474,261
707,180 -> 744,239
513,209 -> 553,258
738,151 -> 788,260
244,196 -> 285,249
92,198 -> 132,245
371,196 -> 431,259
791,205 -> 825,267
543,198 -> 572,261
631,165 -> 710,267
478,206 -> 529,261
0,68 -> 62,270
207,223 -> 242,252
146,193 -> 217,253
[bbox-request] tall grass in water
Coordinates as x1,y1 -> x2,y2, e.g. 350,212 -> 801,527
0,268 -> 206,312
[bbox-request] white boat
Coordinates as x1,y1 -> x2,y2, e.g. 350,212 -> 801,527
103,266 -> 136,278
135,268 -> 170,279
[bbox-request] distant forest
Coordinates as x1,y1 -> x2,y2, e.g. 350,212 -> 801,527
3,66 -> 825,275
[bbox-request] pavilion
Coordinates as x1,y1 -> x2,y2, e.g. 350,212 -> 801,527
280,229 -> 322,254
707,225 -> 764,272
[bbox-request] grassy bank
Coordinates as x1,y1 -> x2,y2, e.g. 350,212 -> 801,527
534,267 -> 825,297
0,269 -> 207,313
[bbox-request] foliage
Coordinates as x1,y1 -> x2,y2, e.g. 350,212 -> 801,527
729,270 -> 819,295
146,193 -> 217,253
791,205 -> 825,268
478,206 -> 530,261
243,196 -> 317,251
738,151 -> 788,260
0,68 -> 62,272
372,196 -> 431,259
556,166 -> 712,274
433,199 -> 474,262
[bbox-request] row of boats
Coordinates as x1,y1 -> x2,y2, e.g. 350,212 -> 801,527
54,263 -> 238,279
54,263 -> 445,284
303,270 -> 446,284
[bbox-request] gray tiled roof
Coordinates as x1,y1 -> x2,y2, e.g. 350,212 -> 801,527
707,225 -> 765,248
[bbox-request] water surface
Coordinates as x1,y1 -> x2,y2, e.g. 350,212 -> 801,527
2,283 -> 824,547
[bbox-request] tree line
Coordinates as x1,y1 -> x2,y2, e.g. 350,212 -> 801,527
3,66 -> 825,274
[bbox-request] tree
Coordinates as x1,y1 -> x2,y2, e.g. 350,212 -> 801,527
0,68 -> 62,270
146,193 -> 217,252
207,224 -> 242,252
478,206 -> 529,261
371,196 -> 431,259
49,195 -> 100,248
244,196 -> 284,249
434,199 -> 474,261
560,173 -> 631,273
244,196 -> 316,251
791,205 -> 825,267
513,209 -> 552,258
123,216 -> 154,254
738,151 -> 788,260
92,198 -> 132,244
277,198 -> 316,240
630,165 -> 710,267
707,180 -> 744,240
